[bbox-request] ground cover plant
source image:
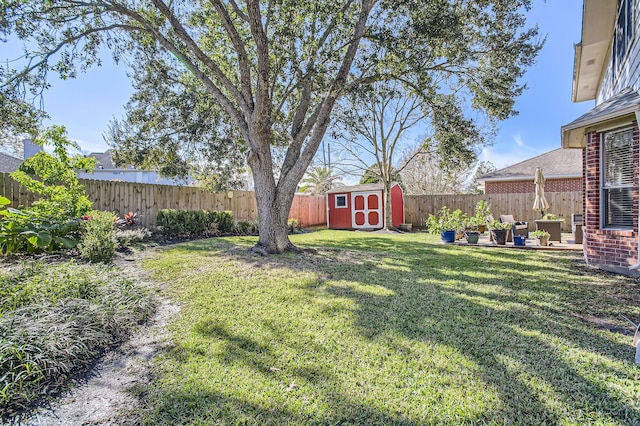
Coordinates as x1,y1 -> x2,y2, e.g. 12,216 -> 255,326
0,261 -> 155,416
138,230 -> 640,424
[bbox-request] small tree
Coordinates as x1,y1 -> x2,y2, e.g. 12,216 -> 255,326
11,125 -> 95,222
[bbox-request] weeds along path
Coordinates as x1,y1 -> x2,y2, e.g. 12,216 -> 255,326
25,248 -> 179,426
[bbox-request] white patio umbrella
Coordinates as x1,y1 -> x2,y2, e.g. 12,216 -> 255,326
533,167 -> 550,217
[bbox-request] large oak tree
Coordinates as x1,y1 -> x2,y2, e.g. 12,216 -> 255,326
0,0 -> 541,253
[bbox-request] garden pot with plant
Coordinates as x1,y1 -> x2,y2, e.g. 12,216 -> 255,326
488,220 -> 512,246
425,206 -> 465,244
465,230 -> 481,244
531,230 -> 550,246
474,200 -> 492,234
463,215 -> 482,244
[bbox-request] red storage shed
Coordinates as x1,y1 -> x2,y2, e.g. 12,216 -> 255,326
326,183 -> 404,230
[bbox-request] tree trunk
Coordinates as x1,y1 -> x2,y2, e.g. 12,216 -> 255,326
251,156 -> 297,254
384,180 -> 393,230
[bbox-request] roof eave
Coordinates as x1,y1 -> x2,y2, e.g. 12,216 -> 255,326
561,106 -> 639,148
571,0 -> 616,103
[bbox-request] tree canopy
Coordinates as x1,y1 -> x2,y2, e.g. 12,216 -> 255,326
0,0 -> 542,252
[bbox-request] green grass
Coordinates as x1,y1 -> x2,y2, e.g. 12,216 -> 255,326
139,230 -> 640,425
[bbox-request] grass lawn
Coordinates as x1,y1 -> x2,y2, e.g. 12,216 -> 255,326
138,230 -> 640,425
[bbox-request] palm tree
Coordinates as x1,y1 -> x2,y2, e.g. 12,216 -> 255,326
299,167 -> 339,195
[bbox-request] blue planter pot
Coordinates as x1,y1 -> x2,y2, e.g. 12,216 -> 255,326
514,235 -> 526,246
440,230 -> 456,243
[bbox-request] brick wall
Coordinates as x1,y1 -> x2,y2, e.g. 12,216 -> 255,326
485,177 -> 583,194
583,122 -> 639,275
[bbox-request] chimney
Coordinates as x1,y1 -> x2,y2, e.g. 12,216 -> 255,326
23,139 -> 43,160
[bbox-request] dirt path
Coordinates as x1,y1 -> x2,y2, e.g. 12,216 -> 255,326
23,249 -> 178,426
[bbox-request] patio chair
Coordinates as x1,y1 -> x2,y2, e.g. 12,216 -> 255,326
499,214 -> 529,242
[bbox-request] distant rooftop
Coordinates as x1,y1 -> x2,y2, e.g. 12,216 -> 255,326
479,148 -> 582,182
87,150 -> 117,169
0,152 -> 22,173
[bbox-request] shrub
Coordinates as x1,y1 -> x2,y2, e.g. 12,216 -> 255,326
116,211 -> 140,229
78,211 -> 118,263
10,125 -> 95,222
0,196 -> 82,255
210,211 -> 234,233
155,209 -> 234,238
0,261 -> 154,414
425,207 -> 467,234
288,219 -> 303,234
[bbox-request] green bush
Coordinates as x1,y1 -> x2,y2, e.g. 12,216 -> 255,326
211,211 -> 234,233
0,261 -> 154,414
10,125 -> 95,223
0,196 -> 81,255
155,209 -> 234,237
78,211 -> 117,263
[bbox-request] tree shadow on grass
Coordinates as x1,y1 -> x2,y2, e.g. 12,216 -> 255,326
145,234 -> 640,424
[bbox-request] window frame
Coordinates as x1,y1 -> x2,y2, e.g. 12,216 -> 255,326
600,126 -> 635,230
335,194 -> 348,209
613,0 -> 634,76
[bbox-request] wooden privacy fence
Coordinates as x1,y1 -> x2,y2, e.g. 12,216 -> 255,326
404,192 -> 583,232
0,173 -> 327,229
2,172 -> 582,231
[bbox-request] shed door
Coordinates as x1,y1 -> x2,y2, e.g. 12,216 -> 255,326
351,191 -> 382,229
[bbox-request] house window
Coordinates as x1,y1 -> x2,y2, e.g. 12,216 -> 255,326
613,0 -> 634,74
601,127 -> 635,229
335,194 -> 348,208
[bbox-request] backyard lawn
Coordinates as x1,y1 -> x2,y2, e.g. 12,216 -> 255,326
138,230 -> 640,424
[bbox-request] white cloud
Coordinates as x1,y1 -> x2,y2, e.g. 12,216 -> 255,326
513,133 -> 525,147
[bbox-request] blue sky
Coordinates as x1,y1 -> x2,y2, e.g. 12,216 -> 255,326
4,0 -> 593,170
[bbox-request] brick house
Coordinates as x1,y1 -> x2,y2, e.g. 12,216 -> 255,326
561,0 -> 640,276
479,148 -> 582,194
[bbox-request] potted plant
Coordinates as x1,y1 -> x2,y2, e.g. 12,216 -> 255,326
474,200 -> 492,233
488,220 -> 512,246
464,216 -> 482,244
541,213 -> 564,222
531,230 -> 550,246
425,206 -> 464,243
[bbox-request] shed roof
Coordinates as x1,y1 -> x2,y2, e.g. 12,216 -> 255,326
479,148 -> 582,182
0,152 -> 22,173
327,182 -> 399,194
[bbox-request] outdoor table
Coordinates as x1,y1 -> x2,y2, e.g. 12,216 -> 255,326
534,220 -> 563,242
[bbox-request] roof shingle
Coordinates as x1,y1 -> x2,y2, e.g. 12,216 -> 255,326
0,152 -> 22,173
479,148 -> 582,181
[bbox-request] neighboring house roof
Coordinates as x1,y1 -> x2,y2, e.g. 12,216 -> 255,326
562,88 -> 640,148
479,148 -> 582,182
87,150 -> 119,169
0,152 -> 22,173
327,182 -> 399,193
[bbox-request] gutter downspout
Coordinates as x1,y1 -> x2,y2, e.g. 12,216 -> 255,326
628,110 -> 640,271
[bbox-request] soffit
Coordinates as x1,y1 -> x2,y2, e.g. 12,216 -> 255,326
572,0 -> 617,102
